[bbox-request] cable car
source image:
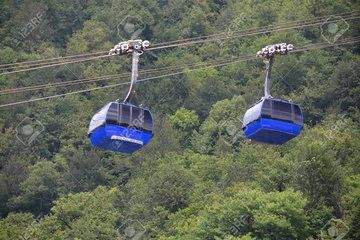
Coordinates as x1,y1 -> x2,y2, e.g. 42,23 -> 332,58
242,98 -> 303,144
242,43 -> 303,145
88,39 -> 154,154
88,102 -> 154,154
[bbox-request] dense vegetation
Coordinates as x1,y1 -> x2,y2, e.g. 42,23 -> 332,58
0,0 -> 359,239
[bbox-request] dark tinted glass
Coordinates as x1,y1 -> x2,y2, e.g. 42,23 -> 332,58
262,99 -> 271,109
106,103 -> 120,124
131,107 -> 143,129
274,101 -> 291,112
105,103 -> 153,131
143,110 -> 153,131
293,104 -> 303,124
272,100 -> 292,121
261,99 -> 272,117
120,104 -> 131,126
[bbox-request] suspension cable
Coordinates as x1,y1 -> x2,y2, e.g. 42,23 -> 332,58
0,54 -> 113,75
0,55 -> 252,95
1,37 -> 358,108
1,11 -> 358,75
0,50 -> 108,69
1,36 -> 358,95
0,58 -> 256,108
151,10 -> 359,47
149,14 -> 360,51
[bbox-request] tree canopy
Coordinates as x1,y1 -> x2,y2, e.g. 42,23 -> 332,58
0,0 -> 359,239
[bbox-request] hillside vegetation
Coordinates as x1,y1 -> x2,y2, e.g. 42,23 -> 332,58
0,0 -> 359,239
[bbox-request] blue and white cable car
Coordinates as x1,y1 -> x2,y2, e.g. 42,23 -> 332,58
88,102 -> 153,153
242,43 -> 303,145
88,40 -> 154,154
242,98 -> 303,144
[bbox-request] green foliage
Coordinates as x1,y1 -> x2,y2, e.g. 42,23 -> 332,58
0,0 -> 359,239
192,95 -> 247,154
170,108 -> 199,132
31,186 -> 121,240
148,161 -> 195,213
10,161 -> 61,215
67,20 -> 111,54
342,174 -> 360,230
170,108 -> 199,147
0,212 -> 34,240
162,185 -> 310,239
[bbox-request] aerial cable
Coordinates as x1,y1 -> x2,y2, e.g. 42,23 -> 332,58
0,55 -> 254,95
292,36 -> 360,52
0,58 -> 257,108
1,11 -> 358,75
149,14 -> 360,51
0,54 -> 251,95
0,74 -> 129,95
0,51 -> 108,69
151,10 -> 359,48
0,54 -> 112,75
2,14 -> 358,74
0,37 -> 358,96
1,10 -> 356,69
1,37 -> 359,108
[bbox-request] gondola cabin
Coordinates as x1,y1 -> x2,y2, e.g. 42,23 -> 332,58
88,102 -> 154,154
242,98 -> 303,145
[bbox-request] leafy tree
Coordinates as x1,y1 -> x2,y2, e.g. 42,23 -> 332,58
161,185 -> 311,239
170,108 -> 199,147
30,187 -> 121,240
0,212 -> 34,240
147,160 -> 195,213
9,161 -> 61,215
0,0 -> 359,238
192,95 -> 247,154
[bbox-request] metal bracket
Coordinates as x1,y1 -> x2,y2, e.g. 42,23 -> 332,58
110,39 -> 150,102
263,57 -> 273,98
109,39 -> 150,56
257,43 -> 294,59
257,43 -> 294,98
123,50 -> 140,102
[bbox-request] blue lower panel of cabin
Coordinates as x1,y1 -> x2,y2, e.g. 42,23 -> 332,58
89,124 -> 153,154
243,118 -> 302,145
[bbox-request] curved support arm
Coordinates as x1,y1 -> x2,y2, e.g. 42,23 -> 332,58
264,57 -> 273,98
123,50 -> 141,102
257,43 -> 293,99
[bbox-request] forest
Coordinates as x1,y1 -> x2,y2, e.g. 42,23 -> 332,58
0,0 -> 359,239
